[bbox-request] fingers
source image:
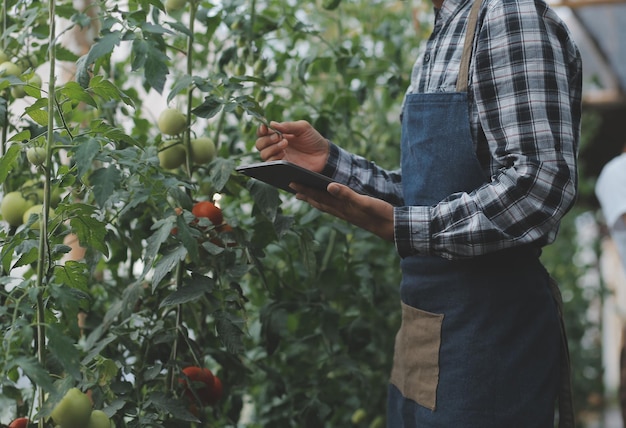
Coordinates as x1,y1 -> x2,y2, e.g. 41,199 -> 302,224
255,125 -> 287,161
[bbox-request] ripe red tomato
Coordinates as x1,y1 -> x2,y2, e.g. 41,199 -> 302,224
178,366 -> 215,406
8,417 -> 28,428
192,201 -> 223,226
206,375 -> 223,405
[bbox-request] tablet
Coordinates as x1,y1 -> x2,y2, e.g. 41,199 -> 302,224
236,160 -> 334,194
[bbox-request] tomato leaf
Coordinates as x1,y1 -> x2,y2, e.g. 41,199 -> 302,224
248,180 -> 280,222
85,31 -> 122,66
69,204 -> 109,256
0,143 -> 21,183
47,324 -> 82,380
90,165 -> 121,207
147,392 -> 200,423
215,310 -> 245,354
192,94 -> 224,119
159,274 -> 215,307
152,245 -> 187,290
144,41 -> 169,94
11,356 -> 55,393
54,260 -> 90,294
73,136 -> 101,179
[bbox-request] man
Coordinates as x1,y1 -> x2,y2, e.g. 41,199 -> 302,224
255,0 -> 582,425
595,144 -> 626,426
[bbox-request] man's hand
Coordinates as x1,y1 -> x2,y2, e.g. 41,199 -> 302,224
255,120 -> 330,173
291,182 -> 395,242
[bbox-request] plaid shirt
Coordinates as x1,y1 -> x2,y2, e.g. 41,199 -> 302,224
322,0 -> 582,259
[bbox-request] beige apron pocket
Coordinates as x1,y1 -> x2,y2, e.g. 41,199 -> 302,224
390,301 -> 444,411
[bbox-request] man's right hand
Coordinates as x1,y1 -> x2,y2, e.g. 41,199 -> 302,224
255,120 -> 330,173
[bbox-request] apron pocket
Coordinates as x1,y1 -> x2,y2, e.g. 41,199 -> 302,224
390,301 -> 444,411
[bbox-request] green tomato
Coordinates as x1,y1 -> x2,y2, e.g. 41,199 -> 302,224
13,73 -> 44,98
158,141 -> 186,169
1,191 -> 32,227
191,137 -> 216,164
165,0 -> 187,13
0,49 -> 8,64
87,410 -> 111,428
26,146 -> 46,165
50,388 -> 92,428
0,61 -> 22,77
22,204 -> 54,229
16,53 -> 39,70
157,108 -> 187,136
351,408 -> 367,425
369,416 -> 384,428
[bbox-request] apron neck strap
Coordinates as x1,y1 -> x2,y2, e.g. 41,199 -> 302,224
456,0 -> 484,93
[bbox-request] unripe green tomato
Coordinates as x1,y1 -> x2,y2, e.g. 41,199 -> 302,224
351,408 -> 367,424
13,73 -> 44,98
158,142 -> 186,169
16,53 -> 38,70
87,410 -> 111,428
50,388 -> 93,428
157,108 -> 187,135
369,416 -> 384,428
191,137 -> 216,164
0,49 -> 8,64
26,146 -> 46,165
1,191 -> 32,227
22,204 -> 54,229
165,0 -> 187,13
253,58 -> 267,75
0,61 -> 22,77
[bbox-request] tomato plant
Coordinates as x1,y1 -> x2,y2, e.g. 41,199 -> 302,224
0,0 -> 602,426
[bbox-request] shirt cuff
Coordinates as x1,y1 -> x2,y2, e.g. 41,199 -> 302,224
394,206 -> 432,258
321,142 -> 354,185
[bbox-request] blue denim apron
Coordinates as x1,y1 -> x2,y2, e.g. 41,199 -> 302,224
386,1 -> 571,426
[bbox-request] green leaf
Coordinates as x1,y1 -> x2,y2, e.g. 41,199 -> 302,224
73,137 -> 101,179
209,157 -> 236,191
11,357 -> 55,393
140,218 -> 176,283
159,274 -> 215,307
215,311 -> 245,354
47,324 -> 82,380
0,144 -> 21,183
249,180 -> 281,222
152,245 -> 187,290
25,108 -> 48,126
58,81 -> 97,107
56,45 -> 80,62
90,165 -> 121,207
192,94 -> 224,119
54,260 -> 90,294
147,392 -> 200,423
144,41 -> 169,94
89,76 -> 135,107
167,75 -> 193,104
8,130 -> 31,143
68,204 -> 109,256
85,31 -> 122,65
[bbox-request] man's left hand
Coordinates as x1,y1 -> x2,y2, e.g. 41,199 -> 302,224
290,182 -> 395,242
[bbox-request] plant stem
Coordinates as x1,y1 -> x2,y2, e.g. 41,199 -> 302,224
34,0 -> 57,424
170,0 -> 198,390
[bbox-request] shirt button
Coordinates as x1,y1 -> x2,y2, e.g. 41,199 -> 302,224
424,53 -> 431,63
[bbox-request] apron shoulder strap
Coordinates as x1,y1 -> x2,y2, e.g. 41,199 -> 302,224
456,0 -> 484,93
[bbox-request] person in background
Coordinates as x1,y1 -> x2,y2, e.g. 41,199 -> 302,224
255,0 -> 582,425
596,143 -> 626,426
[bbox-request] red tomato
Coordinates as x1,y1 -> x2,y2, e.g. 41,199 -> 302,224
179,366 -> 215,406
192,201 -> 223,226
206,375 -> 223,405
9,417 -> 29,428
